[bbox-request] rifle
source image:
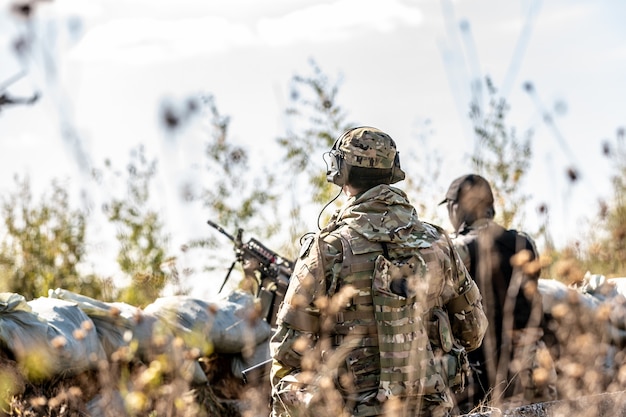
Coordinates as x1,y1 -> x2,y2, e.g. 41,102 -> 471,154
207,220 -> 293,327
241,358 -> 273,385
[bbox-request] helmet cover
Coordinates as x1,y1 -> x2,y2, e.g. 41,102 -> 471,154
335,127 -> 406,183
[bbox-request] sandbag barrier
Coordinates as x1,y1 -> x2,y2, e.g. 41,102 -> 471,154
0,288 -> 273,416
2,273 -> 626,416
459,274 -> 626,417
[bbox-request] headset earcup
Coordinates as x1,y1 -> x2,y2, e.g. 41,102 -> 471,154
336,156 -> 349,186
390,152 -> 406,184
325,150 -> 345,186
327,127 -> 358,186
331,152 -> 348,186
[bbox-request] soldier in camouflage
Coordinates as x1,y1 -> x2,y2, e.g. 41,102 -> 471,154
270,127 -> 488,417
440,174 -> 557,413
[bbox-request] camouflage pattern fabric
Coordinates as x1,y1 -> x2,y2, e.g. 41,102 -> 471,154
333,127 -> 406,184
336,127 -> 399,169
270,184 -> 487,417
372,252 -> 447,398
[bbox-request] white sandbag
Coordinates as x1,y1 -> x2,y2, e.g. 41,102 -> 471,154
144,290 -> 271,354
28,297 -> 107,371
49,288 -> 153,358
538,278 -> 600,314
49,288 -> 208,385
602,278 -> 626,344
49,288 -> 135,357
608,277 -> 626,298
0,293 -> 106,380
578,272 -> 622,300
539,277 -> 626,346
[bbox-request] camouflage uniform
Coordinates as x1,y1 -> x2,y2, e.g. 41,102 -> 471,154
270,128 -> 488,417
440,174 -> 558,413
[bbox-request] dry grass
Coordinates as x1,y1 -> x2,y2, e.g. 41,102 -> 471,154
1,349 -> 270,417
3,278 -> 626,417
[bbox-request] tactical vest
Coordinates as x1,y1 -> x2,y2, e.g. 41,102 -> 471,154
325,230 -> 381,396
325,228 -> 466,405
373,250 -> 450,399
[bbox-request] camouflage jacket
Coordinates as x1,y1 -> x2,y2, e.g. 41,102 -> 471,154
270,185 -> 486,416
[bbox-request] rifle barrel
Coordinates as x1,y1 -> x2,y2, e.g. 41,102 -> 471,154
207,220 -> 235,242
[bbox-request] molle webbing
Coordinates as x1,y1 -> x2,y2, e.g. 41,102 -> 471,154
333,323 -> 378,335
373,293 -> 441,313
279,306 -> 320,333
331,263 -> 378,338
352,293 -> 375,305
334,335 -> 378,348
373,251 -> 448,397
328,232 -> 381,392
342,260 -> 377,275
375,306 -> 421,322
336,308 -> 374,322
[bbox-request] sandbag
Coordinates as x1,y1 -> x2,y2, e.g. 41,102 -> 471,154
0,293 -> 106,380
49,288 -> 158,358
609,277 -> 626,297
579,273 -> 623,300
144,290 -> 271,354
49,288 -> 207,384
538,278 -> 600,314
539,277 -> 626,346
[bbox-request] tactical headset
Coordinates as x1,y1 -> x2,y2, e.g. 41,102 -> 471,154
324,128 -> 354,186
324,127 -> 405,186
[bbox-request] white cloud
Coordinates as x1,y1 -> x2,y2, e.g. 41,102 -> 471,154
69,16 -> 257,64
39,0 -> 104,21
258,0 -> 423,46
68,0 -> 423,64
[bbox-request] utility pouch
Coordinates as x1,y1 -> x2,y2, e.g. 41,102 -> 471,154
343,347 -> 380,392
447,282 -> 488,351
440,344 -> 469,393
427,307 -> 454,353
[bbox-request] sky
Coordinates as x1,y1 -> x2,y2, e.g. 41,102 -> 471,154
0,0 -> 625,297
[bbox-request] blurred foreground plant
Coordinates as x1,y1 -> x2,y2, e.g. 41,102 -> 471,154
0,175 -> 105,299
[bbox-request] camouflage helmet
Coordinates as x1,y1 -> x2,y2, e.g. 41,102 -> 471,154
326,126 -> 406,186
